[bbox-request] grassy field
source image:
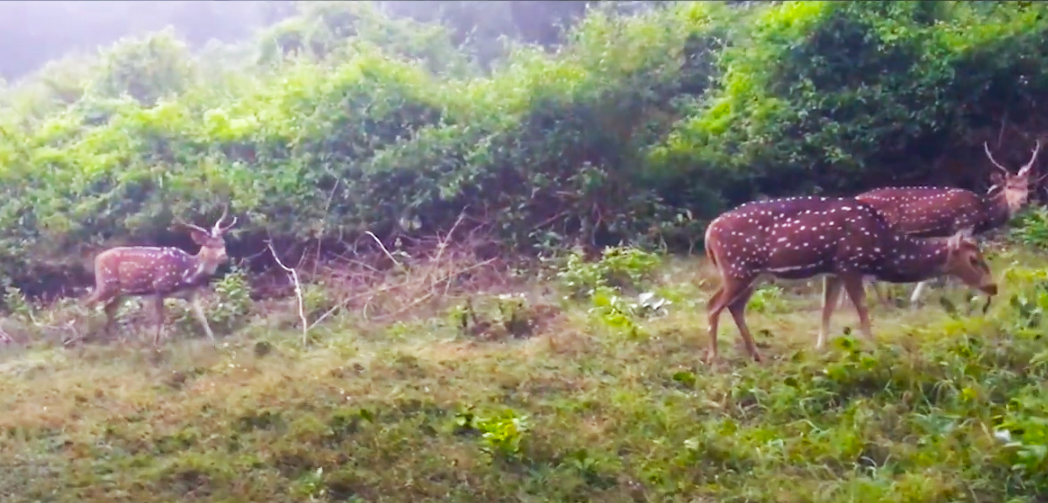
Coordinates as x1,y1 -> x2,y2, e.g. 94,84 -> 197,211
1,244 -> 1047,502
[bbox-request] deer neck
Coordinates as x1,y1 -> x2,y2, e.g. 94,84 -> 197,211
183,251 -> 220,285
875,235 -> 950,283
979,189 -> 1018,231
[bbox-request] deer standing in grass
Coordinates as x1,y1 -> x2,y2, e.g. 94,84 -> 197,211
848,140 -> 1044,308
704,196 -> 997,364
80,208 -> 238,346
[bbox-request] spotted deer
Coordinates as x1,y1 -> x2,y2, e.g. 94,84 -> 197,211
704,196 -> 997,364
849,140 -> 1044,308
79,208 -> 238,346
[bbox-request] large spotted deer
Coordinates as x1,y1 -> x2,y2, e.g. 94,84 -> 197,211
850,140 -> 1044,307
78,208 -> 238,346
704,196 -> 997,364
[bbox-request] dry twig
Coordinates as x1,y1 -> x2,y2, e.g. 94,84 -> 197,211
267,239 -> 310,346
365,231 -> 401,267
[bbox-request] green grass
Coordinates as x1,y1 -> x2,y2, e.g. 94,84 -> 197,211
1,245 -> 1048,502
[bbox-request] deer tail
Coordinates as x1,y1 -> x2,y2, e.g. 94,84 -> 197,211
703,219 -> 720,270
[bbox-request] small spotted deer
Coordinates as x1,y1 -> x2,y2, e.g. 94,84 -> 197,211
852,140 -> 1044,307
703,196 -> 997,364
79,208 -> 238,346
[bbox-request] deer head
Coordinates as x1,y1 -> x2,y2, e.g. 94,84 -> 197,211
704,197 -> 997,366
939,230 -> 995,294
171,205 -> 239,280
78,207 -> 239,347
985,140 -> 1045,215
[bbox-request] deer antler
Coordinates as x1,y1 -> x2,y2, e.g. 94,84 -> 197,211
1018,140 -> 1043,177
983,142 -> 1011,175
211,205 -> 237,236
1032,171 -> 1048,186
172,216 -> 211,235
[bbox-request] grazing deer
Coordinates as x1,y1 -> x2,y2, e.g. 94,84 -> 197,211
704,196 -> 997,364
80,208 -> 238,346
849,140 -> 1044,307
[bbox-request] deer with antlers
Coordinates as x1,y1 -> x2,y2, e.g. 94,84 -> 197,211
78,208 -> 238,347
847,140 -> 1044,308
704,196 -> 997,364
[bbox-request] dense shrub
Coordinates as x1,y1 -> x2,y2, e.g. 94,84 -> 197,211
0,1 -> 1047,295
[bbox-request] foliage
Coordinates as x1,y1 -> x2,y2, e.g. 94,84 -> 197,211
2,1 -> 1048,297
556,245 -> 663,299
1009,206 -> 1048,250
651,1 -> 1048,199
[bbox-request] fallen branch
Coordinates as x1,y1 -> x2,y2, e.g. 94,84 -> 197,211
267,239 -> 309,346
365,231 -> 401,268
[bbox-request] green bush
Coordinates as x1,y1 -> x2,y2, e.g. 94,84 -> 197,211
1,1 -> 1048,295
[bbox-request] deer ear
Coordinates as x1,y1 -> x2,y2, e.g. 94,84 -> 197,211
189,230 -> 211,245
947,231 -> 966,251
989,172 -> 1005,186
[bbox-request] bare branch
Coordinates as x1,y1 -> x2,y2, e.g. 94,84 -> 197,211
267,239 -> 309,346
365,231 -> 401,267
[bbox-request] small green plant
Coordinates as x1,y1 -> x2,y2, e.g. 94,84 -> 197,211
746,284 -> 787,314
997,390 -> 1048,488
1010,206 -> 1048,250
3,286 -> 34,323
452,405 -> 530,461
475,408 -> 530,461
174,264 -> 252,336
557,245 -> 662,299
588,286 -> 647,338
302,280 -> 339,320
495,293 -> 532,337
451,293 -> 536,340
1001,267 -> 1048,333
209,265 -> 253,332
1008,281 -> 1048,331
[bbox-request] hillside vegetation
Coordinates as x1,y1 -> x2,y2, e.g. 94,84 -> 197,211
1,1 -> 1048,295
3,1 -> 1048,501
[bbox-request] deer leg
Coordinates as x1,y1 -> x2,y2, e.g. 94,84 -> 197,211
838,277 -> 877,308
102,298 -> 121,337
818,276 -> 843,350
152,295 -> 165,346
867,280 -> 885,307
841,274 -> 874,343
188,292 -> 217,345
705,286 -> 727,364
909,280 -> 929,306
726,286 -> 760,362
